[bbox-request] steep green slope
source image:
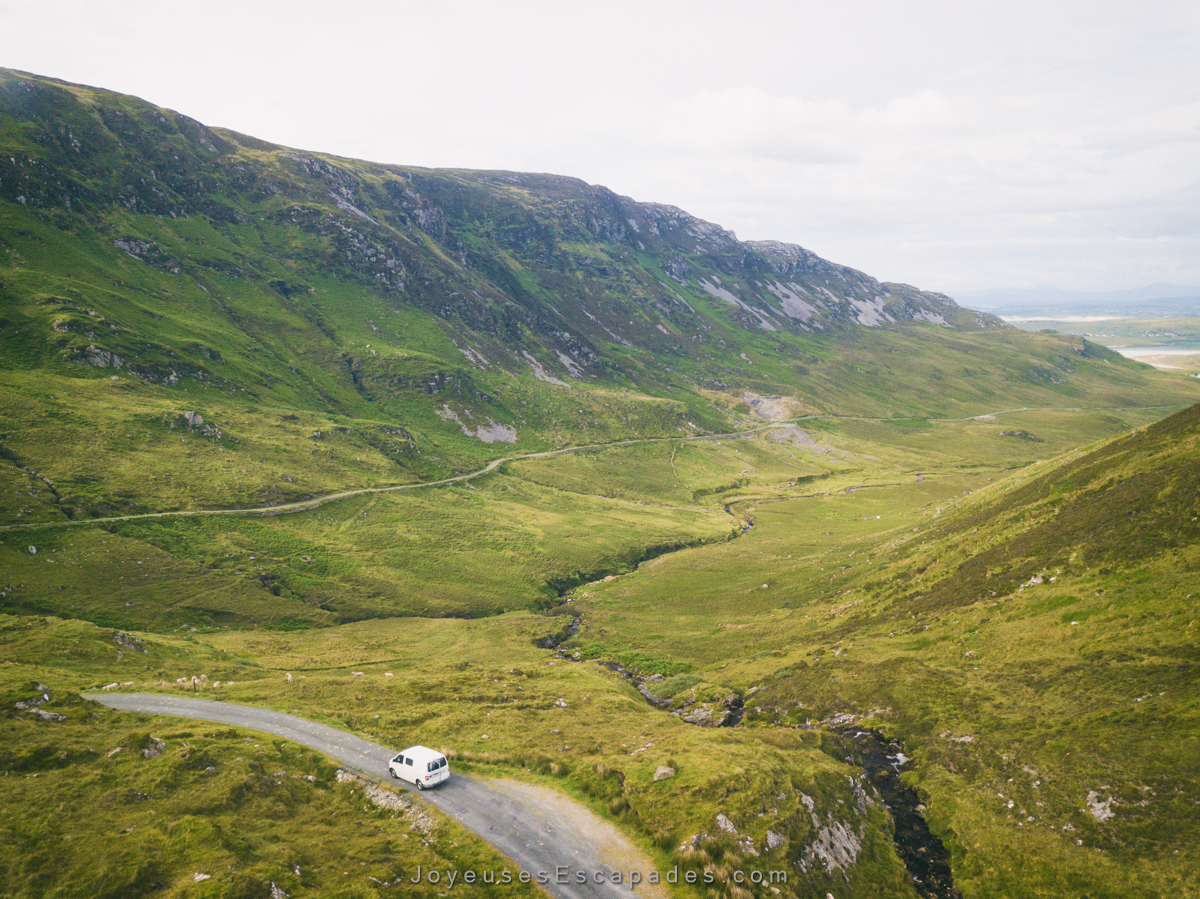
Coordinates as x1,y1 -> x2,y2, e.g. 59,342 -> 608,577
569,402 -> 1200,898
2,67 -> 1196,528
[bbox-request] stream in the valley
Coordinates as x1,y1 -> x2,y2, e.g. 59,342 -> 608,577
834,726 -> 961,899
540,499 -> 959,899
584,648 -> 959,896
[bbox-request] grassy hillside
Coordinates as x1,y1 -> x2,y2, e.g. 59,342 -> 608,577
2,66 -> 1199,899
1,66 -> 1196,529
566,403 -> 1200,898
4,405 -> 1196,897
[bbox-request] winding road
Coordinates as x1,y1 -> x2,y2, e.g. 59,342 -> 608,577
0,421 -> 802,533
2,403 -> 1183,534
86,693 -> 664,899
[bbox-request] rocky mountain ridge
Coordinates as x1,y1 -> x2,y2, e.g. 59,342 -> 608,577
0,67 -> 996,393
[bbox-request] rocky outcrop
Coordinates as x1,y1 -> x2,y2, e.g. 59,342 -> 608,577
1086,790 -> 1115,822
336,768 -> 436,833
75,345 -> 126,370
15,684 -> 65,720
166,411 -> 222,438
113,632 -> 149,654
798,819 -> 862,874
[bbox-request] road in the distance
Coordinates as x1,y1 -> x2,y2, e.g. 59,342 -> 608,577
9,403 -> 1167,533
87,693 -> 664,899
0,420 -> 799,533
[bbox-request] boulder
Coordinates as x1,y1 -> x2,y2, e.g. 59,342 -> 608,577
143,736 -> 166,758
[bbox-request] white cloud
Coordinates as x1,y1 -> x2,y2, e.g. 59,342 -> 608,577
657,87 -> 950,162
658,87 -> 857,161
0,0 -> 1197,294
867,90 -> 951,130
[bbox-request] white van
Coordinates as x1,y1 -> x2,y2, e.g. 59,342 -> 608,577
389,745 -> 450,790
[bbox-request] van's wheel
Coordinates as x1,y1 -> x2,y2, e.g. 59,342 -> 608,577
389,768 -> 398,779
415,780 -> 424,791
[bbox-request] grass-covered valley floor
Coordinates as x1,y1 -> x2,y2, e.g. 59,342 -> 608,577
4,402 -> 1199,899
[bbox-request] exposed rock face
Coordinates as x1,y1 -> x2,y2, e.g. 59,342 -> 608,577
1087,790 -> 1115,822
800,819 -> 862,874
15,685 -> 51,710
1000,429 -> 1043,442
76,345 -> 126,369
473,421 -> 517,444
362,780 -> 412,812
436,404 -> 517,443
636,682 -> 672,709
15,684 -> 66,721
114,237 -> 158,261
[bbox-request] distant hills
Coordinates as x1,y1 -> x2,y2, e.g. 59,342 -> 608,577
952,284 -> 1200,318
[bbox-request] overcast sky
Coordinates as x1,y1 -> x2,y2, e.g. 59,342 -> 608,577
3,1 -> 1199,296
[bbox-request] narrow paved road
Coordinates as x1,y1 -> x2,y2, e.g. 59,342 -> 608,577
87,693 -> 663,899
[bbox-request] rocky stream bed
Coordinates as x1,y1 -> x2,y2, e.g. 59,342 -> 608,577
834,726 -> 961,899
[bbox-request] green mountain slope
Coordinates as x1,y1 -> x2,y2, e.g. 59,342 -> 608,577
568,402 -> 1200,898
2,67 -> 1196,527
